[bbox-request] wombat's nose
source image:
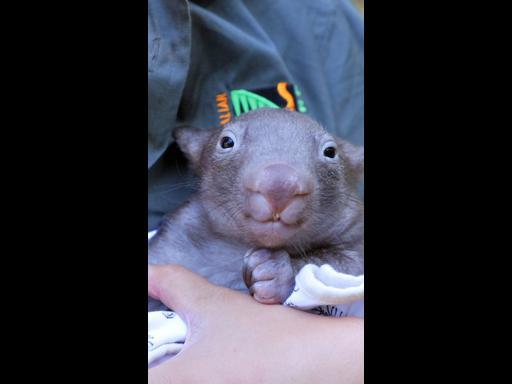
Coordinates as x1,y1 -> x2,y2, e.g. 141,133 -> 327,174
250,164 -> 312,213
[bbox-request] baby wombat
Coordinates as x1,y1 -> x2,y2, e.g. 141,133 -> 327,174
148,108 -> 363,310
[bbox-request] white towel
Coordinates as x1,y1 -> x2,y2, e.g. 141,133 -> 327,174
147,230 -> 364,367
284,264 -> 364,317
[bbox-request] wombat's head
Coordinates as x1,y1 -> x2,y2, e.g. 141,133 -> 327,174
174,109 -> 363,249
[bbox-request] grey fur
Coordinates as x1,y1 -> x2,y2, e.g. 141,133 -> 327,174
148,108 -> 363,309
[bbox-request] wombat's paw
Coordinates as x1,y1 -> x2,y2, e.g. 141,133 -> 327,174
242,248 -> 295,304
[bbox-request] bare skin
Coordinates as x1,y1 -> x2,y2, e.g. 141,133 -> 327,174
148,264 -> 364,384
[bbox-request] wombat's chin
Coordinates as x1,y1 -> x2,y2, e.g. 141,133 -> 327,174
247,219 -> 300,248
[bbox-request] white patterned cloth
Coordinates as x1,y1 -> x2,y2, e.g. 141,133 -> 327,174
148,231 -> 364,367
284,264 -> 364,317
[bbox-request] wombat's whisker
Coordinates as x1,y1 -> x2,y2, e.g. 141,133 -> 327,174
150,181 -> 200,194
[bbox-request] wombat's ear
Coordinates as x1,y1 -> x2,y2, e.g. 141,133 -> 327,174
173,127 -> 212,170
336,138 -> 364,183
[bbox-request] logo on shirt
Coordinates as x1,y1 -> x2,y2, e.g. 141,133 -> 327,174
216,82 -> 307,126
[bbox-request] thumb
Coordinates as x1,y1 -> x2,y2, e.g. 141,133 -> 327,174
148,264 -> 221,318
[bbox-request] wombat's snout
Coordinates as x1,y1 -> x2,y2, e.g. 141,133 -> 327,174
245,164 -> 313,225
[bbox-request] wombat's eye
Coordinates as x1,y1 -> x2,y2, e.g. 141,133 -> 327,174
220,136 -> 235,149
323,146 -> 337,158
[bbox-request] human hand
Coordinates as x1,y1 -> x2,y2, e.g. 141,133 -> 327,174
148,264 -> 363,384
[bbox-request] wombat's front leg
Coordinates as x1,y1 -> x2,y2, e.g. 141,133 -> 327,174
242,248 -> 295,304
148,296 -> 168,311
290,246 -> 364,277
243,246 -> 363,305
